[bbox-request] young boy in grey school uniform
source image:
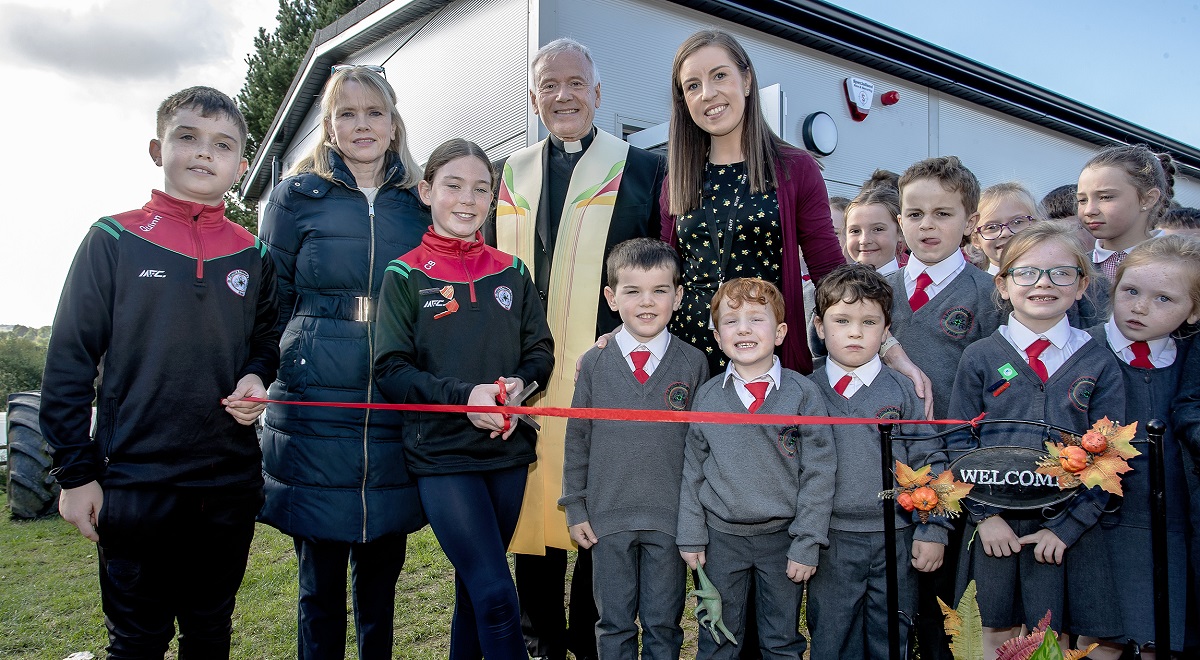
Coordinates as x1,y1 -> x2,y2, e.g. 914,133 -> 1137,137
560,238 -> 709,660
805,264 -> 947,660
881,156 -> 1002,660
677,277 -> 836,660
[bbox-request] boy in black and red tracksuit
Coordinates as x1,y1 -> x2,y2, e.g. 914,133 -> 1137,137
39,87 -> 279,659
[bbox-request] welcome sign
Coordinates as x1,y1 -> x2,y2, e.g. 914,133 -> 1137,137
949,446 -> 1076,510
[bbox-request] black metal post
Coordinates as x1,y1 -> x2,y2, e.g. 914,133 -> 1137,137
879,423 -> 900,660
1146,418 -> 1170,654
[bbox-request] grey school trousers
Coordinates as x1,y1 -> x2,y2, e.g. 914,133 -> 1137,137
591,529 -> 686,659
698,527 -> 806,660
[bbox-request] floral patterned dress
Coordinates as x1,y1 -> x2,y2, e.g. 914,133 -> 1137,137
670,161 -> 783,373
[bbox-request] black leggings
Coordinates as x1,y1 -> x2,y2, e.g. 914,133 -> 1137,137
419,467 -> 528,659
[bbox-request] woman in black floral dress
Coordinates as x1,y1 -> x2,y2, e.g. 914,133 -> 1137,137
673,162 -> 789,372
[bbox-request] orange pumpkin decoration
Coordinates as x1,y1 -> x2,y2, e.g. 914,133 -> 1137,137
911,486 -> 938,512
897,492 -> 915,512
1059,445 -> 1089,473
1080,431 -> 1107,454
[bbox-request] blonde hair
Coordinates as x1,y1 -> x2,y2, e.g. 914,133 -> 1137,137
996,222 -> 1093,281
668,30 -> 784,216
287,67 -> 420,189
977,182 -> 1040,226
1113,234 -> 1200,320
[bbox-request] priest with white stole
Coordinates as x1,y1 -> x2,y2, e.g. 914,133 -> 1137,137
486,38 -> 666,660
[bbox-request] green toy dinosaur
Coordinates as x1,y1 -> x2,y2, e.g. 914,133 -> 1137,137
690,565 -> 737,646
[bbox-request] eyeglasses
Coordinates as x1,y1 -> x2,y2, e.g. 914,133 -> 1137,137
1004,265 -> 1083,287
330,64 -> 386,78
975,215 -> 1037,240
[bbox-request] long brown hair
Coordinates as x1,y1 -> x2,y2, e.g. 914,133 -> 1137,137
668,30 -> 783,216
1082,144 -> 1176,223
287,66 -> 421,189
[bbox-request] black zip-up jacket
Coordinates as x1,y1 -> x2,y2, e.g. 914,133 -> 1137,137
374,229 -> 554,476
41,190 -> 280,491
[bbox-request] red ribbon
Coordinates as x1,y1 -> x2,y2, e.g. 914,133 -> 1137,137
243,397 -> 984,428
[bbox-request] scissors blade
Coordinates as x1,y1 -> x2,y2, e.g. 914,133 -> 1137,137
505,381 -> 541,431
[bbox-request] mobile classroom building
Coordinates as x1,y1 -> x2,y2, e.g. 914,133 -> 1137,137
241,0 -> 1200,211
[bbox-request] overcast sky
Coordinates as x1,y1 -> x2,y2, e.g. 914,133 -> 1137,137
1,0 -> 1197,327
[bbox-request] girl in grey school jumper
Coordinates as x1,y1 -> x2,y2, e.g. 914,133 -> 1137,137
1087,235 -> 1200,657
946,225 -> 1124,658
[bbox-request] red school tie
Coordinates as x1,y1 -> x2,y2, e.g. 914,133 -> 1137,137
630,349 -> 651,384
909,272 -> 933,312
1025,338 -> 1052,383
1129,341 -> 1154,369
745,381 -> 771,413
833,374 -> 853,398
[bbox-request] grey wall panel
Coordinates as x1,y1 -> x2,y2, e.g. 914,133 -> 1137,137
552,0 -> 929,197
938,98 -> 1100,200
1172,174 -> 1199,208
280,0 -> 527,177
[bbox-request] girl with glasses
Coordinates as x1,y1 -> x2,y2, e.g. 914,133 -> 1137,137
948,222 -> 1125,658
970,182 -> 1041,276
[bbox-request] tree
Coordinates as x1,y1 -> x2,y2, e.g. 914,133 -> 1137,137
0,335 -> 47,404
226,0 -> 366,232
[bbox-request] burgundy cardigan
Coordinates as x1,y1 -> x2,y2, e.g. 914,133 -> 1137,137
660,146 -> 843,375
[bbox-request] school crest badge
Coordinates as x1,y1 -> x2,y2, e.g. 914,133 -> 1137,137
875,405 -> 902,420
226,269 -> 249,297
940,306 -> 974,339
777,425 -> 801,458
664,382 -> 691,411
494,286 -> 513,310
1068,376 -> 1096,412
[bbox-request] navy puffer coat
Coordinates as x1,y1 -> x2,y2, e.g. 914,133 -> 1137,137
258,151 -> 428,542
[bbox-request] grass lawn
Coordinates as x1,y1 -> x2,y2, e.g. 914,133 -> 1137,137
0,498 -> 709,658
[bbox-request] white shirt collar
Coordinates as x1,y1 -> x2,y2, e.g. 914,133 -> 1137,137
876,258 -> 899,276
1093,229 -> 1164,262
986,262 -> 1000,276
723,355 -> 782,388
1103,316 -> 1174,363
905,249 -> 966,287
614,326 -> 670,359
1006,313 -> 1073,350
1092,239 -> 1118,263
826,355 -> 882,388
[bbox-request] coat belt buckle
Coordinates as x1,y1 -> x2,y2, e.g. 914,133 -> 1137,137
355,296 -> 372,322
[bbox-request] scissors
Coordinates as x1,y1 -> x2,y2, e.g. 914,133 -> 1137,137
494,379 -> 541,432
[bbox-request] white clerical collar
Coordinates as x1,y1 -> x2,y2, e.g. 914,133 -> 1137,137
549,127 -> 596,154
905,249 -> 965,287
614,326 -> 670,360
1007,313 -> 1072,350
826,355 -> 882,388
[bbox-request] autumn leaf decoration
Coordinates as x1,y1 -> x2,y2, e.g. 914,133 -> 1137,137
1035,416 -> 1139,496
941,582 -> 1097,660
880,461 -> 973,523
994,610 -> 1097,660
938,580 -> 984,660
